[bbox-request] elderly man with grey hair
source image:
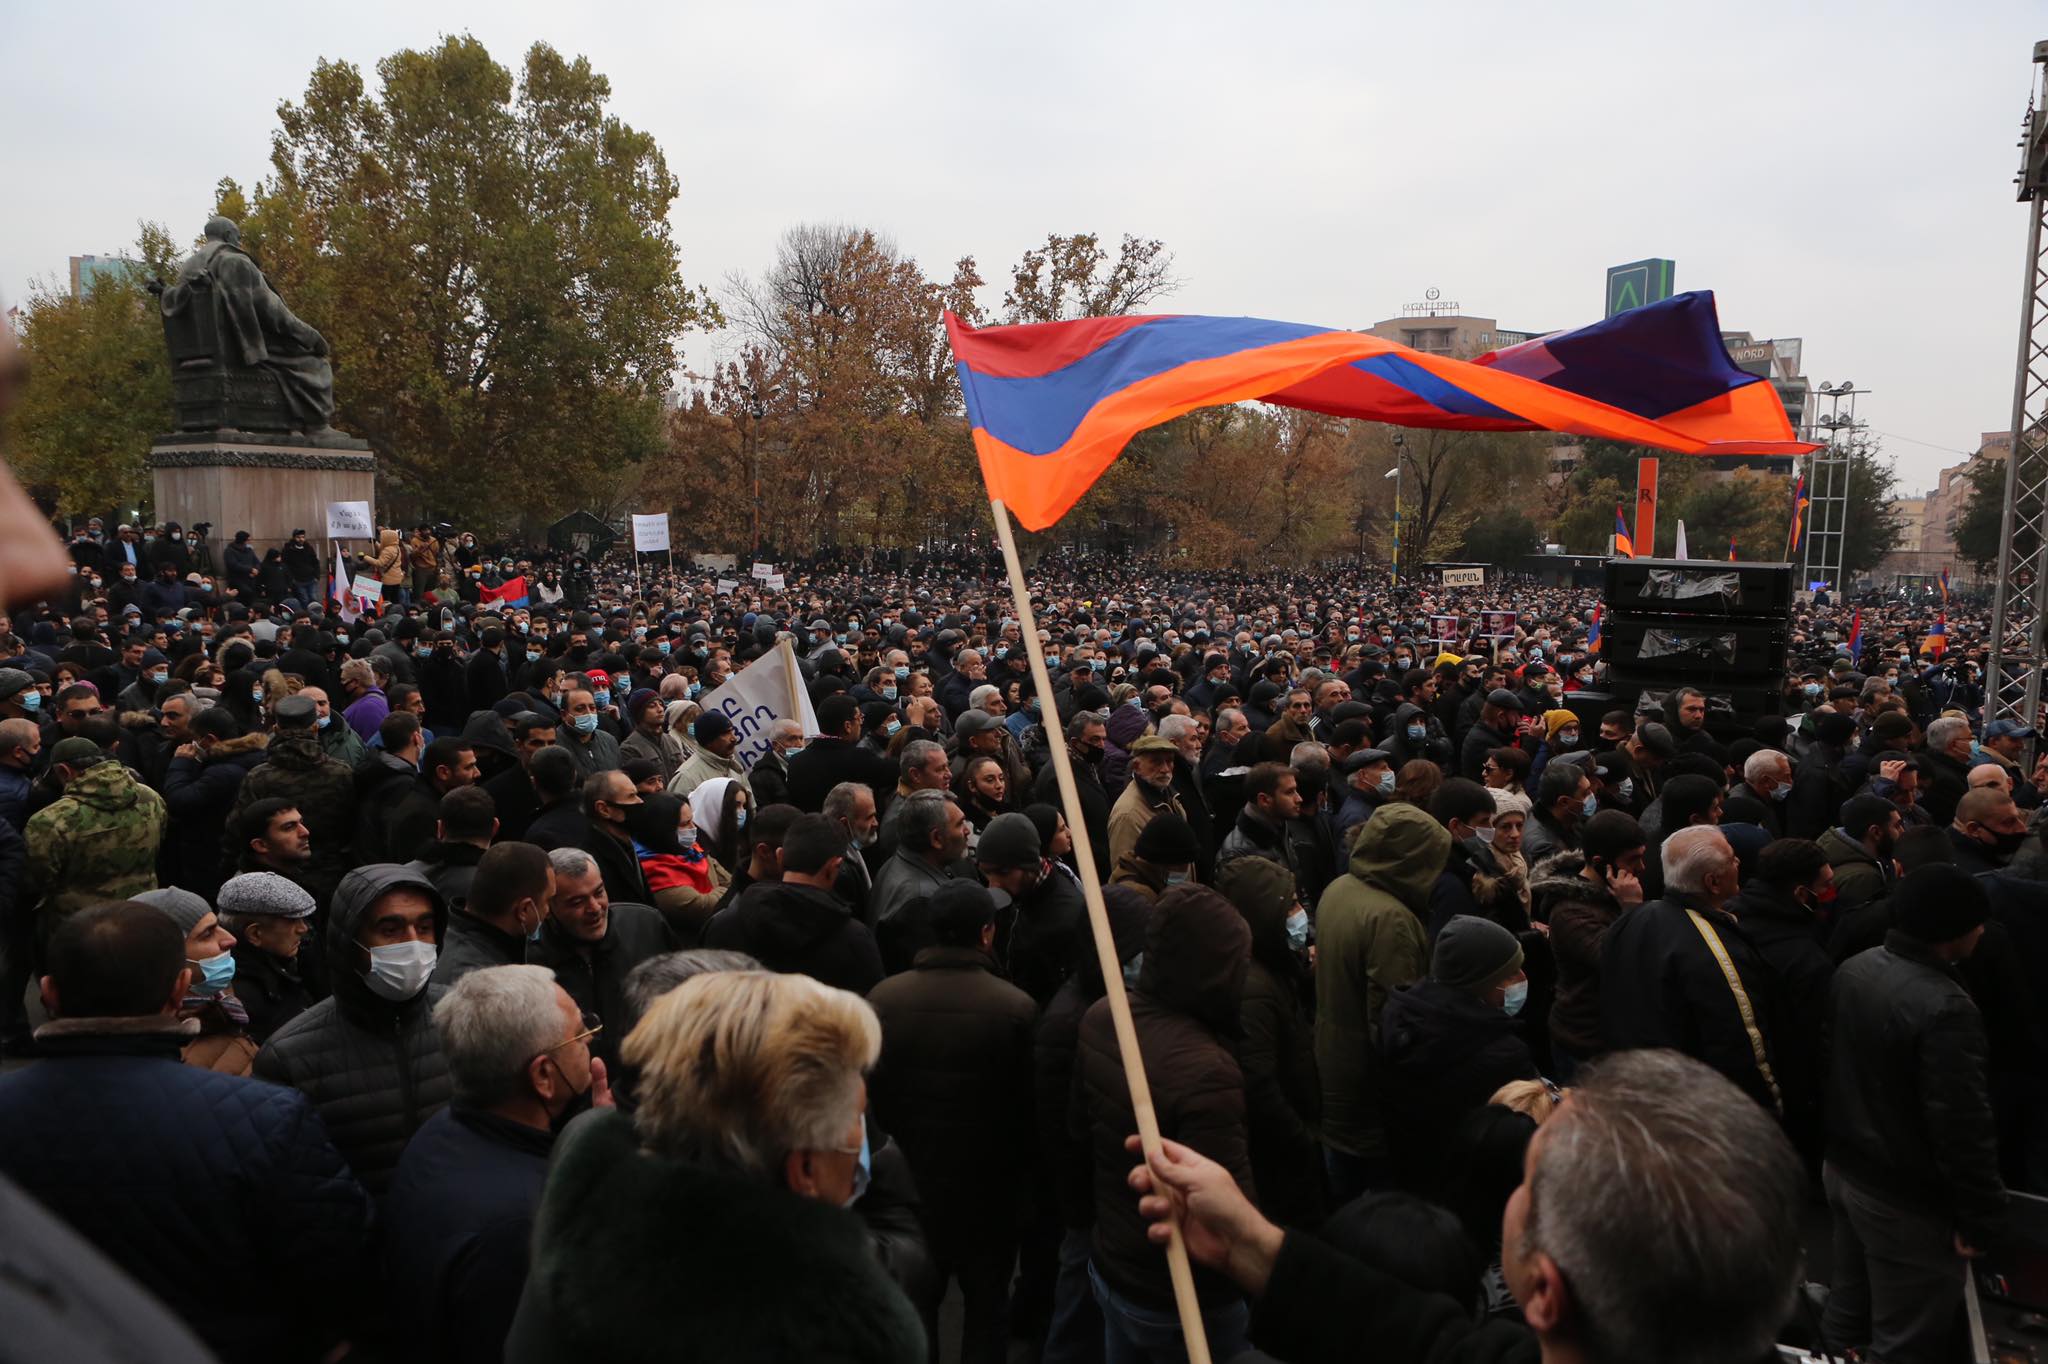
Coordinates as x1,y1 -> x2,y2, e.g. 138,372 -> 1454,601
384,963 -> 608,1364
870,790 -> 967,928
749,717 -> 804,810
1597,824 -> 1784,1115
1921,714 -> 1976,826
527,845 -> 677,1074
1728,748 -> 1794,836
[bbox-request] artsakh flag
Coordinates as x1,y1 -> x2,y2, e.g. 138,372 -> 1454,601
1614,505 -> 1636,559
947,291 -> 1817,530
480,576 -> 529,609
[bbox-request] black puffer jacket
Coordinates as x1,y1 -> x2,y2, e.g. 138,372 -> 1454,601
1826,931 -> 2007,1244
1378,978 -> 1539,1188
253,863 -> 452,1195
161,732 -> 270,898
433,906 -> 528,986
354,752 -> 420,862
1530,851 -> 1624,1059
224,729 -> 358,905
702,880 -> 884,996
0,1017 -> 372,1364
1076,885 -> 1253,1311
868,946 -> 1036,1230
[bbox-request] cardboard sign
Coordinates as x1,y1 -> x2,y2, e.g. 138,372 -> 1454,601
716,578 -> 739,596
751,562 -> 775,580
325,501 -> 373,540
630,513 -> 670,552
765,573 -> 786,592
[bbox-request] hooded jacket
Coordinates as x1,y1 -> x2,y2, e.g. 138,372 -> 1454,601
505,1109 -> 925,1364
24,759 -> 167,932
1314,802 -> 1450,1158
1378,978 -> 1538,1186
1076,885 -> 1253,1310
253,863 -> 453,1195
0,1015 -> 372,1364
369,527 -> 405,586
702,880 -> 884,996
1214,855 -> 1324,1226
1818,825 -> 1891,914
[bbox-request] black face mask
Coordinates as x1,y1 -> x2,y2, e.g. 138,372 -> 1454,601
1986,827 -> 2028,859
1588,735 -> 1618,754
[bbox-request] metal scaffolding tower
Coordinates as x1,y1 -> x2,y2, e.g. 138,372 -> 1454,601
1986,41 -> 2048,736
1800,383 -> 1864,597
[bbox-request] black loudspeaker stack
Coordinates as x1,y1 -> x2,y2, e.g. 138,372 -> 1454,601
1601,558 -> 1794,740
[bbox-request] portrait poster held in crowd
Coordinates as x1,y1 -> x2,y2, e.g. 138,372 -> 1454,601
948,289 -> 1818,1360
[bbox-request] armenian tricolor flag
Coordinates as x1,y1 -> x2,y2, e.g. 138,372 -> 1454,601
1614,505 -> 1637,559
1939,567 -> 1952,604
947,291 -> 1818,530
1727,537 -> 1738,562
1846,608 -> 1863,661
1787,472 -> 1809,556
1587,605 -> 1603,654
1926,615 -> 1948,659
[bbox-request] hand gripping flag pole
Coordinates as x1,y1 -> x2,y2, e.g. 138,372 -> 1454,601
988,497 -> 1213,1363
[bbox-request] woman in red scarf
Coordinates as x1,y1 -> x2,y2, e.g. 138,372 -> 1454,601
625,792 -> 730,946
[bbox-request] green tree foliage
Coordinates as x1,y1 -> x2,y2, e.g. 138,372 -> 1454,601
1952,454 -> 2011,574
1838,445 -> 1907,577
237,37 -> 716,524
7,224 -> 180,517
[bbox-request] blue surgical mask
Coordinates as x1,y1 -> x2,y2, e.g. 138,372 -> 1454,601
880,686 -> 897,701
593,689 -> 611,708
885,719 -> 902,736
149,670 -> 168,685
316,713 -> 331,730
1377,769 -> 1396,794
19,691 -> 39,713
1165,871 -> 1190,886
658,641 -> 671,655
1616,777 -> 1633,801
1406,723 -> 1426,742
1803,683 -> 1822,699
571,713 -> 600,734
335,634 -> 349,646
1285,908 -> 1311,950
995,647 -> 1009,660
414,645 -> 432,659
1121,952 -> 1144,989
1502,979 -> 1529,1016
688,682 -> 703,699
526,649 -> 541,662
1771,782 -> 1792,801
1582,794 -> 1599,819
735,807 -> 749,830
187,953 -> 236,995
678,827 -> 698,849
894,665 -> 910,681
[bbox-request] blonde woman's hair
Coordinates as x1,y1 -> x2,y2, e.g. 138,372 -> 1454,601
1491,1077 -> 1563,1125
624,969 -> 880,1175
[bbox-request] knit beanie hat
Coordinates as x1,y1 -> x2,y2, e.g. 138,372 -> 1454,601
1431,914 -> 1524,993
1544,709 -> 1579,742
695,710 -> 734,743
134,886 -> 211,938
976,812 -> 1043,870
1893,864 -> 1990,944
1134,812 -> 1200,867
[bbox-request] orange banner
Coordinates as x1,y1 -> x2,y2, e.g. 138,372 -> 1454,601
1636,458 -> 1660,558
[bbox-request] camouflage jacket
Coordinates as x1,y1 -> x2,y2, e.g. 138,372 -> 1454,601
25,760 -> 167,929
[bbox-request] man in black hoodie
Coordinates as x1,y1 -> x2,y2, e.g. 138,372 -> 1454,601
254,862 -> 453,1195
703,812 -> 883,995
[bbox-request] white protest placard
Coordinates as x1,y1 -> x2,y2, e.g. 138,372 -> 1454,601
349,573 -> 384,604
1440,567 -> 1485,587
750,561 -> 774,580
630,513 -> 670,552
716,578 -> 739,596
765,573 -> 786,592
696,638 -> 820,771
325,501 -> 373,540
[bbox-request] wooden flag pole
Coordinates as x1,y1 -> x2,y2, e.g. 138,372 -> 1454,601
988,497 -> 1213,1364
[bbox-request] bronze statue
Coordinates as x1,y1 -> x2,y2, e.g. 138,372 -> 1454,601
155,216 -> 335,433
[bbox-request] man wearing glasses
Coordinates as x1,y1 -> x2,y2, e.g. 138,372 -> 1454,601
384,964 -> 612,1364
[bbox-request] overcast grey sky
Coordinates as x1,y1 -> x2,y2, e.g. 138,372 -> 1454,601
3,1 -> 2038,495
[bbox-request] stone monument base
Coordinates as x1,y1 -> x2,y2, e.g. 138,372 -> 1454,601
149,428 -> 376,558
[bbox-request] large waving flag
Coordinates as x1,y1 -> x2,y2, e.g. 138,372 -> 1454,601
480,575 -> 529,609
948,290 -> 1816,530
1787,472 -> 1809,556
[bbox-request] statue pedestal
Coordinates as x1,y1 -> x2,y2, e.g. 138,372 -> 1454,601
149,428 -> 376,558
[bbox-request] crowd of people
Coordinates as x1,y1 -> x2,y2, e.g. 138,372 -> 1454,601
0,516 -> 2034,1364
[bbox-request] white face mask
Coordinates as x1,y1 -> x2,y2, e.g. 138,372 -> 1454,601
362,940 -> 436,1002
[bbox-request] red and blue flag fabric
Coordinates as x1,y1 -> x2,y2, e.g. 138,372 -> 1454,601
1788,473 -> 1809,556
1587,605 -> 1602,654
1613,505 -> 1636,559
1926,614 -> 1948,659
1939,567 -> 1951,604
1846,609 -> 1863,661
947,290 -> 1816,530
480,576 -> 529,609
1728,537 -> 1738,562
